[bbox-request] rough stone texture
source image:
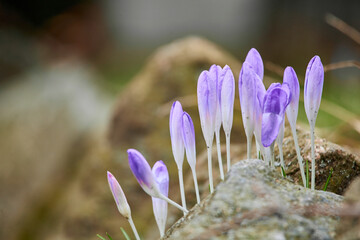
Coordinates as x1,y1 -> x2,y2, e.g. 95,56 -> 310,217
164,159 -> 343,240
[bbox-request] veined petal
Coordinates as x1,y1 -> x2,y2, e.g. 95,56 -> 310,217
151,161 -> 169,236
128,149 -> 160,197
263,87 -> 288,115
239,62 -> 256,137
107,171 -> 131,219
254,74 -> 266,143
304,56 -> 324,126
261,113 -> 283,147
220,65 -> 235,134
283,66 -> 300,128
211,65 -> 223,131
244,48 -> 264,80
182,112 -> 196,169
170,101 -> 184,167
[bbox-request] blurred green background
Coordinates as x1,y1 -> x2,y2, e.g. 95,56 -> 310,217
0,0 -> 359,239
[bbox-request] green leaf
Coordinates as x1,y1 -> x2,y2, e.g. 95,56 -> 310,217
96,234 -> 107,240
106,232 -> 113,240
306,159 -> 309,188
281,166 -> 287,177
323,168 -> 333,191
121,227 -> 131,240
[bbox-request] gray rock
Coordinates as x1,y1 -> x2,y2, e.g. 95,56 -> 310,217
164,159 -> 343,240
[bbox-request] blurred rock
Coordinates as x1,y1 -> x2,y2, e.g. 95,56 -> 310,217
164,159 -> 343,240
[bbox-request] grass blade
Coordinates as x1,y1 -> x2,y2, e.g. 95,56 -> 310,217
96,234 -> 107,240
121,227 -> 131,240
323,168 -> 333,191
306,159 -> 309,188
281,166 -> 287,177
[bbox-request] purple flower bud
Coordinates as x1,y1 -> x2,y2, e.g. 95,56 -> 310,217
261,85 -> 290,147
170,101 -> 185,167
220,65 -> 235,134
211,65 -> 223,132
151,160 -> 169,237
254,74 -> 266,144
182,112 -> 196,169
283,66 -> 300,129
197,67 -> 217,146
107,171 -> 131,219
128,149 -> 160,197
239,62 -> 257,139
244,48 -> 264,80
304,56 -> 324,126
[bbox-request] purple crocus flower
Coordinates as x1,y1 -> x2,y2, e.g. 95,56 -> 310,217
197,67 -> 218,193
220,65 -> 235,171
197,68 -> 217,146
253,71 -> 266,158
244,48 -> 264,80
239,62 -> 257,159
182,111 -> 200,203
151,160 -> 169,237
304,55 -> 324,190
128,149 -> 160,197
304,56 -> 324,126
261,84 -> 291,147
107,171 -> 131,219
170,101 -> 185,168
283,66 -> 306,187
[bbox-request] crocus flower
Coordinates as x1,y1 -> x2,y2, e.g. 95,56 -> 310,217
244,48 -> 264,80
220,65 -> 235,172
304,55 -> 324,190
283,66 -> 306,187
128,149 -> 188,213
151,161 -> 169,237
239,62 -> 257,159
169,101 -> 187,210
107,171 -> 140,240
261,84 -> 290,148
197,68 -> 217,193
182,112 -> 200,203
212,65 -> 225,180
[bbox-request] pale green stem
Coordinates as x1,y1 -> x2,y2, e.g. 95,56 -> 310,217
159,194 -> 188,214
178,168 -> 186,215
226,132 -> 231,172
291,127 -> 306,187
192,168 -> 200,204
207,145 -> 214,193
311,125 -> 316,190
256,140 -> 260,159
128,216 -> 140,240
270,143 -> 275,167
246,137 -> 252,160
278,143 -> 285,172
215,130 -> 224,180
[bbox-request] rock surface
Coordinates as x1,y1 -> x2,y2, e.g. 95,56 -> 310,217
164,159 -> 343,240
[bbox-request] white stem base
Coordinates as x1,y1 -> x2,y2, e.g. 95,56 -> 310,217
192,168 -> 201,204
311,126 -> 316,190
226,133 -> 231,172
246,137 -> 252,160
178,168 -> 187,215
207,145 -> 214,193
215,130 -> 224,180
291,127 -> 306,187
159,194 -> 188,214
128,216 -> 140,240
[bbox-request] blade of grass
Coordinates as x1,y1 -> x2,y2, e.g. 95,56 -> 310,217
281,166 -> 287,177
323,168 -> 333,191
106,232 -> 113,240
97,234 -> 107,240
121,227 -> 131,240
306,159 -> 309,188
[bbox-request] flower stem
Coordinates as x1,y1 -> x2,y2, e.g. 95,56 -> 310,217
246,137 -> 252,160
192,168 -> 201,204
215,130 -> 224,180
270,143 -> 275,167
291,127 -> 306,187
207,145 -> 214,193
310,125 -> 316,190
159,194 -> 188,214
128,216 -> 140,240
178,168 -> 187,215
278,143 -> 285,176
226,132 -> 231,172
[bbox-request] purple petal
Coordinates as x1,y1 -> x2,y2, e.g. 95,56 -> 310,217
263,87 -> 288,115
197,69 -> 217,145
254,74 -> 266,142
244,48 -> 264,79
170,101 -> 184,167
151,161 -> 169,236
128,149 -> 159,197
220,65 -> 235,133
107,171 -> 131,218
182,112 -> 196,168
239,62 -> 256,137
304,56 -> 324,125
261,113 -> 283,147
283,66 -> 300,127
